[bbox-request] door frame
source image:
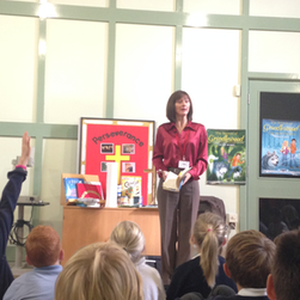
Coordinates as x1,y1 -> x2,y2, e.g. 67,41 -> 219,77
239,74 -> 300,231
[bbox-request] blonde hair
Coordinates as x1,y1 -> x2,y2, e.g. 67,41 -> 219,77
25,225 -> 61,267
109,220 -> 145,264
192,212 -> 226,287
55,242 -> 143,300
281,140 -> 289,150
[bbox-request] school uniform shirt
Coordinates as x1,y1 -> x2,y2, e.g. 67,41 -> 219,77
135,257 -> 166,300
211,287 -> 269,300
166,255 -> 237,300
3,265 -> 63,300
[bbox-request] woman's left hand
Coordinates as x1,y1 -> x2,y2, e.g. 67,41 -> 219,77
182,172 -> 192,185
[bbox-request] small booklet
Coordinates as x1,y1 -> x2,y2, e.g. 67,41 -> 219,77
162,167 -> 192,192
64,178 -> 84,201
120,176 -> 142,207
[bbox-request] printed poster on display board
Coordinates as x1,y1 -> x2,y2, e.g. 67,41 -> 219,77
79,118 -> 155,206
260,119 -> 300,177
206,129 -> 246,185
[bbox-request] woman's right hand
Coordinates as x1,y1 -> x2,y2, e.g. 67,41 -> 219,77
162,170 -> 169,181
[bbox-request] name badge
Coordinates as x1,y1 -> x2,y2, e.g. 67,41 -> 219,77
178,160 -> 190,169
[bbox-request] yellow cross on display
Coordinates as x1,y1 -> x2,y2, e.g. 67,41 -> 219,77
105,145 -> 130,183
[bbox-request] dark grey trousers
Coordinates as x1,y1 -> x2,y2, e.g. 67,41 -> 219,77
157,178 -> 200,285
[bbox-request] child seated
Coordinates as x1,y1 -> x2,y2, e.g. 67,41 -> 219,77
4,225 -> 63,300
0,131 -> 30,299
110,220 -> 166,300
167,212 -> 237,300
212,229 -> 276,300
55,242 -> 143,300
267,228 -> 300,300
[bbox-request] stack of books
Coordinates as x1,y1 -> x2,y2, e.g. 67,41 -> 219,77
64,177 -> 104,208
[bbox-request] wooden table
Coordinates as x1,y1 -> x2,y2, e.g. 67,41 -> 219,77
61,206 -> 161,265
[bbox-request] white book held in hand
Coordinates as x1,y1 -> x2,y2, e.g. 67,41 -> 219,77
162,167 -> 192,192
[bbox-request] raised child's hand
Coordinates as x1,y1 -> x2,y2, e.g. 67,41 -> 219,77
18,131 -> 31,167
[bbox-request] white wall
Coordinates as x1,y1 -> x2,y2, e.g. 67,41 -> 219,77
44,19 -> 108,124
0,15 -> 38,122
2,0 -> 300,239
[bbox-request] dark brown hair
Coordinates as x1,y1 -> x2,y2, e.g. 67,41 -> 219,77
272,229 -> 300,300
226,230 -> 275,288
166,90 -> 193,123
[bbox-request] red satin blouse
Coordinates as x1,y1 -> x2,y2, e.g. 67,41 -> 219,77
152,121 -> 208,180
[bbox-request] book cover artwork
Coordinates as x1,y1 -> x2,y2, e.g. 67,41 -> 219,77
64,178 -> 84,200
120,176 -> 142,206
76,183 -> 104,200
76,182 -> 105,207
261,119 -> 300,177
207,129 -> 246,185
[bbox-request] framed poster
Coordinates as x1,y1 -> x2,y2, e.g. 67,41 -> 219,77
79,118 -> 155,206
206,129 -> 246,185
260,92 -> 300,178
260,119 -> 300,176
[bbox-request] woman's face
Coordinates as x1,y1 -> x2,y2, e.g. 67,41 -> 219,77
175,96 -> 190,119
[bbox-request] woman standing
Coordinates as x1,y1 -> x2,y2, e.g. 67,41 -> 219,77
153,90 -> 208,286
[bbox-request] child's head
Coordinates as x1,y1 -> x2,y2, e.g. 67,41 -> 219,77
55,242 -> 143,300
109,220 -> 145,264
25,225 -> 62,268
225,230 -> 275,289
191,212 -> 227,287
267,229 -> 300,300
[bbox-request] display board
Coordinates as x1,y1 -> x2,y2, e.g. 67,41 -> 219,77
206,129 -> 246,185
260,92 -> 300,178
79,118 -> 155,205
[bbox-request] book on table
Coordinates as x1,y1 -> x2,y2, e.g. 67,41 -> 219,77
76,182 -> 105,207
63,176 -> 104,207
76,182 -> 104,200
63,178 -> 84,201
120,176 -> 142,207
